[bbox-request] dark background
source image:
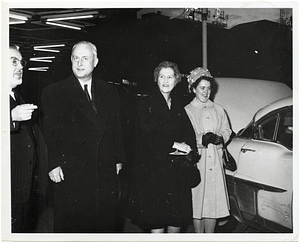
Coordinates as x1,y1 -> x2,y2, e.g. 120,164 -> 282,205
10,8 -> 293,173
10,9 -> 292,105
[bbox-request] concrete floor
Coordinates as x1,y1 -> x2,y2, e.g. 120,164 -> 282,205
33,204 -> 259,234
34,205 -> 195,233
31,190 -> 256,233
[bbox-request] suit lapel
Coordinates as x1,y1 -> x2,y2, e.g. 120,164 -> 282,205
10,95 -> 18,109
10,90 -> 36,140
92,77 -> 109,135
66,75 -> 110,134
66,75 -> 99,124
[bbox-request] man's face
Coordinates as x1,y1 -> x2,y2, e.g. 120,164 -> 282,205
9,48 -> 24,89
71,44 -> 98,82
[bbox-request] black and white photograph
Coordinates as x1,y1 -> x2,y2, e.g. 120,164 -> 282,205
1,0 -> 298,241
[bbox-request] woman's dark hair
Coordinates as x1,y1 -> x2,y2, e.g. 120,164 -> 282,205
189,76 -> 215,93
154,61 -> 181,84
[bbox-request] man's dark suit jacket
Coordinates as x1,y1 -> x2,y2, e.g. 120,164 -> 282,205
10,91 -> 48,204
41,73 -> 127,232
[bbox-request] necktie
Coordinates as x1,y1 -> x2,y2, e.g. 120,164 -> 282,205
84,84 -> 91,102
84,84 -> 97,113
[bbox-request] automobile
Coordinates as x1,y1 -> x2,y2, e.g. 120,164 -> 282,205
219,96 -> 293,232
213,77 -> 292,134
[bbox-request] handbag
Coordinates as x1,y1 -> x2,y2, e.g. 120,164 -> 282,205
169,150 -> 201,188
222,146 -> 237,171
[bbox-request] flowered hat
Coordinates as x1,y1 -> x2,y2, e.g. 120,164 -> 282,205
187,67 -> 213,88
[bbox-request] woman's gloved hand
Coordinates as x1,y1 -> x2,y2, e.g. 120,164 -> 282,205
202,132 -> 223,147
202,132 -> 216,147
214,135 -> 224,145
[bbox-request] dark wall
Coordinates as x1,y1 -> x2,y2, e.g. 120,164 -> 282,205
17,13 -> 292,104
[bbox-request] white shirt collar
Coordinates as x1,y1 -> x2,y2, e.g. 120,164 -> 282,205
78,78 -> 92,89
9,88 -> 16,100
78,78 -> 92,98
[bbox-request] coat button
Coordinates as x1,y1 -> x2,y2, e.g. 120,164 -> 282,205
82,141 -> 87,145
85,163 -> 88,167
28,161 -> 32,165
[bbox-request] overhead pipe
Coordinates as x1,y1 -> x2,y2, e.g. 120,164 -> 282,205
202,8 -> 208,69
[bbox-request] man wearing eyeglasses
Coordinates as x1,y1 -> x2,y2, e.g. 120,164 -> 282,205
41,41 -> 126,232
9,45 -> 48,232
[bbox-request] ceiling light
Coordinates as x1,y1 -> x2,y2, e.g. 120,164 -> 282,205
30,56 -> 55,62
9,13 -> 28,21
33,44 -> 65,48
34,47 -> 60,53
47,15 -> 93,21
45,21 -> 82,30
34,44 -> 65,53
9,20 -> 26,25
41,10 -> 100,21
28,67 -> 49,72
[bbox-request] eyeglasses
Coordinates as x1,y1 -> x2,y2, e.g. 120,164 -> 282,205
10,57 -> 27,67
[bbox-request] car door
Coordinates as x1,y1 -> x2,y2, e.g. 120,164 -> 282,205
231,107 -> 293,231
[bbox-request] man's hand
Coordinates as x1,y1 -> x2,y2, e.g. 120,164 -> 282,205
49,166 -> 64,183
11,104 -> 37,121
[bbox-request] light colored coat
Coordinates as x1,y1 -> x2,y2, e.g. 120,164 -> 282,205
185,98 -> 231,219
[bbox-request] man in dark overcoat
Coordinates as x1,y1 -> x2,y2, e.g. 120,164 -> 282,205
9,45 -> 48,232
41,41 -> 126,232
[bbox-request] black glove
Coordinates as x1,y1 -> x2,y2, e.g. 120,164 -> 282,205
214,135 -> 224,145
202,132 -> 217,147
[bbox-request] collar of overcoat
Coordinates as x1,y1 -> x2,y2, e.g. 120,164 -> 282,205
65,73 -> 109,127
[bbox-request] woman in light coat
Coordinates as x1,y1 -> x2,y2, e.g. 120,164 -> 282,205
185,67 -> 232,233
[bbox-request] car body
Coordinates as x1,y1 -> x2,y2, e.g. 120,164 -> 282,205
225,96 -> 293,232
213,77 -> 292,133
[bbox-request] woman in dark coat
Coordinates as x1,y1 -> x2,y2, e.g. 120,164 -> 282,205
128,61 -> 198,233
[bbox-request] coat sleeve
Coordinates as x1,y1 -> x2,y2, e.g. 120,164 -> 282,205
135,99 -> 174,166
180,108 -> 197,151
41,85 -> 62,171
32,123 -> 48,197
10,98 -> 19,131
10,111 -> 19,131
184,106 -> 206,149
217,106 -> 232,144
135,99 -> 157,153
113,88 -> 127,164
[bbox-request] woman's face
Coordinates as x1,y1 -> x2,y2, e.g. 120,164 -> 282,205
157,67 -> 176,95
193,79 -> 211,103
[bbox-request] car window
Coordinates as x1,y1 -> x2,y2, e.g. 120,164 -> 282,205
255,107 -> 293,150
258,114 -> 279,140
239,123 -> 253,138
277,109 -> 293,150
